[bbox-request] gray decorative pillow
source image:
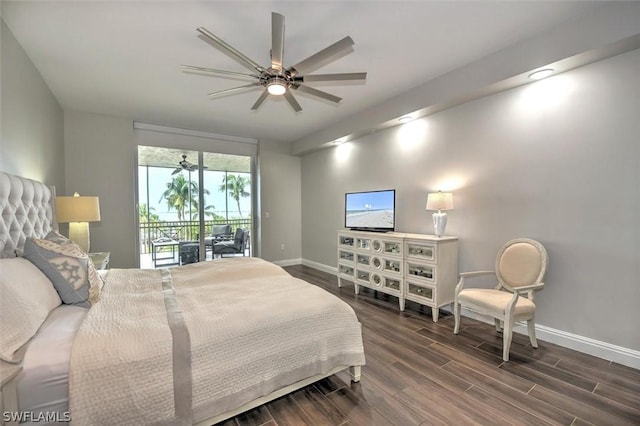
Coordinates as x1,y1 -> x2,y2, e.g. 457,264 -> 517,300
23,238 -> 101,307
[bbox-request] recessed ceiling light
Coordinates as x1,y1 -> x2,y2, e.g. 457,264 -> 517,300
398,116 -> 413,123
334,137 -> 347,145
528,69 -> 554,80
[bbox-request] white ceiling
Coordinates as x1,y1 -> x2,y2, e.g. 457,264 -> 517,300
2,1 -> 604,145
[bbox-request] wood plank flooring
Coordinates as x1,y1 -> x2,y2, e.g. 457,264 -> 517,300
215,265 -> 640,426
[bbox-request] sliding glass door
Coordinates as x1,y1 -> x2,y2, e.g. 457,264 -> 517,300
137,146 -> 252,268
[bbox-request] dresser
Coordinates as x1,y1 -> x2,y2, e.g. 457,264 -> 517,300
337,230 -> 458,322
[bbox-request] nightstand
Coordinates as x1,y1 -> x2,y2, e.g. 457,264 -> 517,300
89,252 -> 110,270
1,364 -> 21,426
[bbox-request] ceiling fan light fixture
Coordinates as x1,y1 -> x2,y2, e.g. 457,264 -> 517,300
267,80 -> 287,95
186,12 -> 366,110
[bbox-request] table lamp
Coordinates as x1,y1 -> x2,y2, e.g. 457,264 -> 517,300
426,191 -> 454,237
56,193 -> 101,253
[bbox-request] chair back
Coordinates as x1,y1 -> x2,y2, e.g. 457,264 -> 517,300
211,224 -> 231,237
233,228 -> 245,248
495,238 -> 548,290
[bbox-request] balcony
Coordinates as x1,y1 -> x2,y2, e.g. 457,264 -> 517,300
139,219 -> 251,268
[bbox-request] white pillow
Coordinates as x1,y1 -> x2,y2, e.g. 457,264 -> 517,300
0,257 -> 62,362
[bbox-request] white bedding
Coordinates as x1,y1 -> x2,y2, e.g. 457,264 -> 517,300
16,305 -> 88,424
69,258 -> 365,425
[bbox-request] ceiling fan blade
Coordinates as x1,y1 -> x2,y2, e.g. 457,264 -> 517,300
181,65 -> 260,79
250,90 -> 269,110
283,91 -> 302,112
288,36 -> 354,75
208,83 -> 262,97
294,85 -> 341,103
172,168 -> 181,175
197,27 -> 266,73
271,12 -> 285,71
298,72 -> 367,82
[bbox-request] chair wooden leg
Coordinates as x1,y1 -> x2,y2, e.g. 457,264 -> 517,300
527,319 -> 538,348
494,319 -> 502,333
453,302 -> 461,334
502,319 -> 513,361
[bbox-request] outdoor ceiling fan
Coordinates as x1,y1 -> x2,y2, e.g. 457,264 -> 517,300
172,154 -> 207,175
181,12 -> 367,112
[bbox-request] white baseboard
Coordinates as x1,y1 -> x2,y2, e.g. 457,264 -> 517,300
452,308 -> 640,370
272,258 -> 303,267
300,259 -> 640,370
301,258 -> 337,275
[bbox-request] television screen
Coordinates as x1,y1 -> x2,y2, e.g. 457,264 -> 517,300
345,189 -> 395,232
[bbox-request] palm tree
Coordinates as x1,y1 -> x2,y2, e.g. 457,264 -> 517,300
190,202 -> 216,220
219,174 -> 250,218
138,203 -> 160,222
159,173 -> 209,221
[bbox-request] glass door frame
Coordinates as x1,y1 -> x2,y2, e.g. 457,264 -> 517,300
134,147 -> 256,267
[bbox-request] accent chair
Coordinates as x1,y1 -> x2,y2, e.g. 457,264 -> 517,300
453,238 -> 549,361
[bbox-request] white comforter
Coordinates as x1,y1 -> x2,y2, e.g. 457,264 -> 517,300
69,258 -> 365,425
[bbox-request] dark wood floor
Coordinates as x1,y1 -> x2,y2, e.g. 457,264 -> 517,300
217,265 -> 640,426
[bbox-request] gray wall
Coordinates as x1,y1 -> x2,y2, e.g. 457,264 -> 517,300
301,49 -> 640,351
258,140 -> 302,262
0,19 -> 64,189
64,111 -> 137,268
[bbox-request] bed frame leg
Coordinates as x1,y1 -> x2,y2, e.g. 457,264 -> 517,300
349,365 -> 361,383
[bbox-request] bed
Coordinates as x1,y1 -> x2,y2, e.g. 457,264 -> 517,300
0,171 -> 365,425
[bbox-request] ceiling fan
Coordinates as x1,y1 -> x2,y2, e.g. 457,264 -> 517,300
172,155 -> 207,175
181,12 -> 367,112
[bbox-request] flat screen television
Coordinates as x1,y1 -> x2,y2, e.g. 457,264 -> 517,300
345,189 -> 395,232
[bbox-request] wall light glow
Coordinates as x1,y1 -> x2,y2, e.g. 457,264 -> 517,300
430,176 -> 468,192
396,118 -> 428,152
512,74 -> 575,117
333,142 -> 354,164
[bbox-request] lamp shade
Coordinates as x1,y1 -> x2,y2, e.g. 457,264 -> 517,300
56,194 -> 101,223
426,192 -> 454,211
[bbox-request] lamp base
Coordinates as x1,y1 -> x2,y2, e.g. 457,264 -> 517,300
68,222 -> 90,253
432,211 -> 448,237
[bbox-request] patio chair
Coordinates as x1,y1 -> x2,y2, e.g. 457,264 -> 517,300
213,228 -> 247,257
205,224 -> 232,249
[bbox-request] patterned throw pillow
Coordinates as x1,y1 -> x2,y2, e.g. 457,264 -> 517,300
45,230 -> 104,290
23,237 -> 101,307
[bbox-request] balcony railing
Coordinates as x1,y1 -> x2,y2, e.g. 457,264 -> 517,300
139,219 -> 251,254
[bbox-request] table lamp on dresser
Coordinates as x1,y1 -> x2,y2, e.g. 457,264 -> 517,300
426,191 -> 454,237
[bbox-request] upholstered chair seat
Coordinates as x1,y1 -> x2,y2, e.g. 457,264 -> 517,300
454,238 -> 548,361
457,289 -> 536,316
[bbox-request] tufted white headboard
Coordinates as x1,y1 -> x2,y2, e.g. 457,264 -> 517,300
0,171 -> 58,258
